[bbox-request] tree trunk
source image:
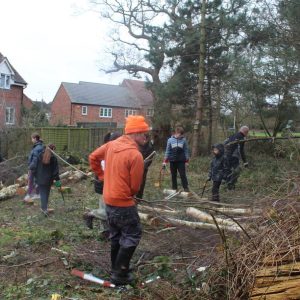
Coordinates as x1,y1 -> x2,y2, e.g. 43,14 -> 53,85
191,0 -> 206,157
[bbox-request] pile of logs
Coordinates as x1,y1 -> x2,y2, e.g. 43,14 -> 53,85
0,169 -> 91,201
137,189 -> 258,233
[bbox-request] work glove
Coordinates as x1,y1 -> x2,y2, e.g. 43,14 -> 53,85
54,180 -> 62,188
243,162 -> 249,168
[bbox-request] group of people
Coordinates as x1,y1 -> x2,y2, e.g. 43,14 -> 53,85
161,125 -> 249,202
20,116 -> 248,287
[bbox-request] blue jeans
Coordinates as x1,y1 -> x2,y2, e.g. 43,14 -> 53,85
39,184 -> 51,211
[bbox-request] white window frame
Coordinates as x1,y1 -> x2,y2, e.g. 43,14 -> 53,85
100,107 -> 112,118
125,109 -> 138,117
82,106 -> 88,115
0,74 -> 11,89
146,108 -> 154,117
5,107 -> 15,125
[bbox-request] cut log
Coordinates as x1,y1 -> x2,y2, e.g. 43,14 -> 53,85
186,207 -> 238,227
138,212 -> 161,226
0,184 -> 19,200
139,205 -> 181,215
167,217 -> 241,232
211,207 -> 254,215
16,174 -> 28,187
59,171 -> 72,179
163,189 -> 195,199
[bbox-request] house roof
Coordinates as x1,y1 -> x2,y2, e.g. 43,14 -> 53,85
62,81 -> 141,108
121,79 -> 153,107
0,52 -> 27,86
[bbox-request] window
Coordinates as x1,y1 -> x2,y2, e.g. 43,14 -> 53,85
82,106 -> 87,115
0,74 -> 11,89
100,107 -> 112,118
146,108 -> 154,117
125,109 -> 137,117
5,107 -> 15,124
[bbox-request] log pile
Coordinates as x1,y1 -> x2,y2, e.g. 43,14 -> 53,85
250,262 -> 300,299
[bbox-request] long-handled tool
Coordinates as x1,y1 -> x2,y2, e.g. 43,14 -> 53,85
58,187 -> 65,205
144,151 -> 156,163
155,166 -> 166,188
201,179 -> 209,198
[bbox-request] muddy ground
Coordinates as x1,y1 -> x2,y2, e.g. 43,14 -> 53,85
0,153 -> 297,299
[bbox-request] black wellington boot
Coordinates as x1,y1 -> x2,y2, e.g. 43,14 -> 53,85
111,242 -> 120,271
111,246 -> 136,286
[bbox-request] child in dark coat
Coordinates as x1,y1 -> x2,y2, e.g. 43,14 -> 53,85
208,144 -> 228,202
163,126 -> 190,192
34,144 -> 60,216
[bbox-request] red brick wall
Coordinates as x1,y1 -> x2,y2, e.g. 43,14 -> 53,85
0,85 -> 23,128
71,104 -> 141,127
50,85 -> 72,125
50,84 -> 151,127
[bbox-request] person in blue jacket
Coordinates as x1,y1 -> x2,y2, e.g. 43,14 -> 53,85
163,126 -> 190,192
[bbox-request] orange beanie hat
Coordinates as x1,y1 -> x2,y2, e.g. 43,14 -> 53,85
125,115 -> 150,134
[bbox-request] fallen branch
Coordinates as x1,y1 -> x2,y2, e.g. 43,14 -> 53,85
167,217 -> 242,232
139,205 -> 181,215
186,207 -> 240,227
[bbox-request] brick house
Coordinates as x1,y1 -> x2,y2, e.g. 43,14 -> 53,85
0,52 -> 27,128
50,80 -> 154,128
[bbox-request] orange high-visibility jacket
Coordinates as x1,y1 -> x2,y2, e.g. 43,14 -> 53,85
89,135 -> 144,207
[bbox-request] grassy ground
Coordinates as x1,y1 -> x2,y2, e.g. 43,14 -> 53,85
0,152 -> 299,299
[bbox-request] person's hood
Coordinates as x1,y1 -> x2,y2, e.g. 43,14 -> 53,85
109,135 -> 139,153
212,143 -> 224,156
172,135 -> 184,140
33,140 -> 43,148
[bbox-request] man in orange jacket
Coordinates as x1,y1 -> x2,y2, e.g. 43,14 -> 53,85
89,115 -> 149,286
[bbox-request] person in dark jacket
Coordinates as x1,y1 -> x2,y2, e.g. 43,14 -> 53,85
84,132 -> 122,231
163,126 -> 190,192
34,144 -> 60,216
24,133 -> 44,203
224,126 -> 249,190
136,133 -> 155,199
208,144 -> 229,202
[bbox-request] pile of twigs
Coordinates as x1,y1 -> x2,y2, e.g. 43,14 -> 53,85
203,198 -> 300,299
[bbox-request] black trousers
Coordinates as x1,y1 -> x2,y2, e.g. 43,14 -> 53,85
170,161 -> 188,190
212,181 -> 221,201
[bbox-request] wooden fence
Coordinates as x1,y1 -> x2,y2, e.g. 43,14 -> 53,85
0,126 -> 227,159
0,127 -> 117,158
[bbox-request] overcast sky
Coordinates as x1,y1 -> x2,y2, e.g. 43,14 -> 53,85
0,0 -> 129,103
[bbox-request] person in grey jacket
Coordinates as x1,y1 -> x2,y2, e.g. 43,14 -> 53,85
163,126 -> 190,192
34,144 -> 60,216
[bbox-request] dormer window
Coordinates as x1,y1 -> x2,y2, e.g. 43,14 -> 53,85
0,74 -> 11,89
